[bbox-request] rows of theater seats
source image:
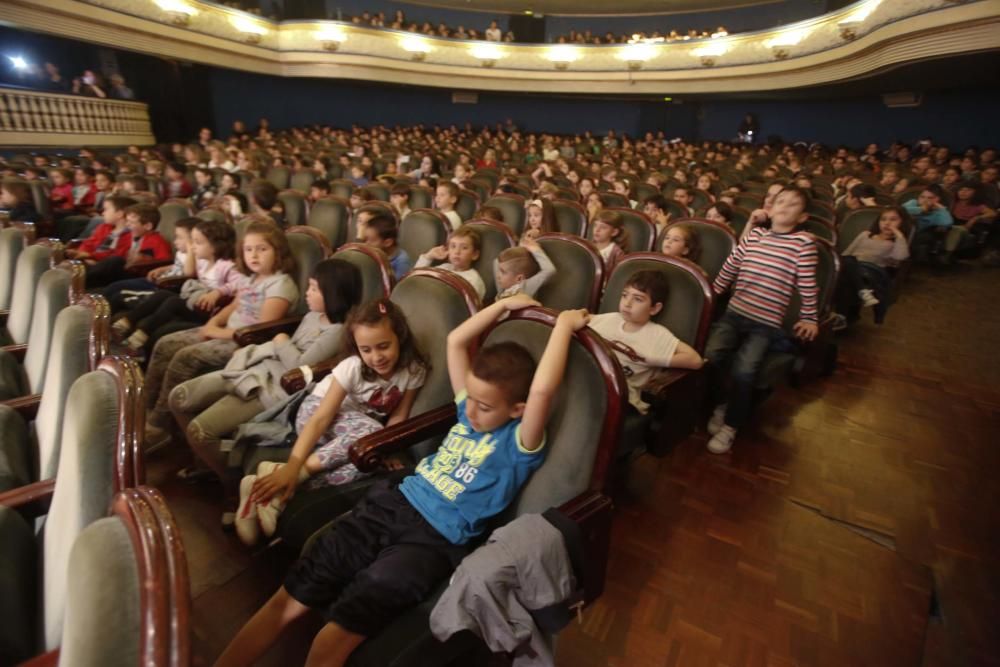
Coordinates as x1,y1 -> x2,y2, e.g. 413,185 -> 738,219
0,219 -> 633,666
0,237 -> 188,664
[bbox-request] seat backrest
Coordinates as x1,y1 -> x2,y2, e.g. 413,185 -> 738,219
329,179 -> 355,199
0,227 -> 27,310
331,243 -> 394,305
729,205 -> 751,237
307,196 -> 351,249
278,190 -> 307,228
464,220 -> 515,302
286,227 -> 331,314
5,243 -> 54,344
30,181 -> 51,221
455,189 -> 480,222
363,182 -> 390,202
399,209 -> 451,265
598,192 -> 630,208
483,308 -> 626,519
780,236 -> 840,332
264,166 -> 290,190
290,169 -> 316,194
37,296 -> 111,482
389,269 -> 480,461
551,199 -> 588,237
606,207 -> 655,254
408,186 -> 433,210
22,262 -> 84,394
659,218 -> 736,282
807,199 -> 836,223
483,194 -> 526,237
60,487 -> 190,667
42,361 -> 132,649
0,504 -> 35,662
836,207 -> 882,254
157,201 -> 191,245
195,207 -> 228,225
599,253 -> 714,351
534,233 -> 604,311
801,218 -> 837,245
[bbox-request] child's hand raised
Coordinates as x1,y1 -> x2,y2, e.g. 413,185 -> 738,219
425,245 -> 449,261
557,308 -> 590,332
748,208 -> 769,225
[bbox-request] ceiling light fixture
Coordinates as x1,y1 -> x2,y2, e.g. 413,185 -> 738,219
547,45 -> 579,70
153,0 -> 197,26
401,36 -> 431,61
231,16 -> 268,43
315,28 -> 346,51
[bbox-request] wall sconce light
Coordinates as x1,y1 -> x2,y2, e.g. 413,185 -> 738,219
692,42 -> 727,67
763,28 -> 808,59
547,46 -> 579,70
771,47 -> 790,59
401,36 -> 431,61
153,0 -> 197,26
839,25 -> 858,40
620,43 -> 654,71
315,29 -> 346,51
231,16 -> 268,43
837,0 -> 881,41
470,44 -> 503,68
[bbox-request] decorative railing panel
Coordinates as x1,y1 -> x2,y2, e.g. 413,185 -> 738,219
0,86 -> 155,146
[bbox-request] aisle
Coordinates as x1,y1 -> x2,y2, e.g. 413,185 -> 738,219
558,264 -> 1000,667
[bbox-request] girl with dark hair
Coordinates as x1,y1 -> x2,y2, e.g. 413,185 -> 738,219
169,258 -> 365,487
833,206 -> 912,328
235,298 -> 428,545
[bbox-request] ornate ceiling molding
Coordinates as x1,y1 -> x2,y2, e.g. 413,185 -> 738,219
1,0 -> 997,94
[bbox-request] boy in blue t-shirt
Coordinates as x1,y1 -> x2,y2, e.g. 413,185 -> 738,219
216,294 -> 590,667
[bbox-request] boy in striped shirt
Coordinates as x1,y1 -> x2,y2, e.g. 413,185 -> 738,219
705,185 -> 819,454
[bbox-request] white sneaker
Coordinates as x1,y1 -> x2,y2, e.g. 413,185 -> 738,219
111,318 -> 132,337
256,460 -> 282,477
234,475 -> 261,546
125,330 -> 149,352
707,425 -> 737,454
831,313 -> 848,332
858,289 -> 880,308
255,461 -> 295,537
707,404 -> 728,436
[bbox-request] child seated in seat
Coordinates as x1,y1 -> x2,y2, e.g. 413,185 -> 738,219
435,181 -> 463,231
904,184 -> 954,262
589,270 -> 703,416
660,223 -> 701,263
705,201 -> 735,230
389,183 -> 412,218
0,181 -> 38,222
833,206 -> 911,328
74,203 -> 173,287
643,195 -> 672,235
215,294 -> 589,667
48,168 -> 74,216
234,298 -> 427,545
494,240 -> 555,300
115,218 -> 241,352
704,186 -> 819,455
415,224 -> 487,299
590,209 -> 629,275
362,214 -> 412,278
309,179 -> 331,204
520,198 -> 556,243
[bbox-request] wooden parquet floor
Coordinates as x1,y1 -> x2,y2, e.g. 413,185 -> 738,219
153,263 -> 1000,667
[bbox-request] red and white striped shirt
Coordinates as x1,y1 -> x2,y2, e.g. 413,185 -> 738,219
713,226 -> 818,328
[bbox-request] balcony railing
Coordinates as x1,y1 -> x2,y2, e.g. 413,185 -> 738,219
0,86 -> 155,146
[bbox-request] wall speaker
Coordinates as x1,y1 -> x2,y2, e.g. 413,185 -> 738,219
882,92 -> 922,108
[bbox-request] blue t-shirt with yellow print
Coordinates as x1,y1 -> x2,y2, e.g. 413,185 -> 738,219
399,390 -> 546,545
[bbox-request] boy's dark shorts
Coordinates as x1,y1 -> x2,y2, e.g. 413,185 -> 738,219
284,479 -> 469,637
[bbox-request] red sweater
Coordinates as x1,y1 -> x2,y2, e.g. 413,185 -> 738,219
79,225 -> 172,263
50,183 -> 74,211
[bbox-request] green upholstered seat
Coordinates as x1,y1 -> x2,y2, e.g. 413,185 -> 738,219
307,196 -> 351,248
465,220 -> 515,302
606,207 -> 655,254
551,199 -> 587,237
278,189 -> 308,228
482,194 -> 526,238
534,234 -> 603,311
399,209 -> 451,266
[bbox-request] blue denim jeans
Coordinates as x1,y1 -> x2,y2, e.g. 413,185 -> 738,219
705,310 -> 787,429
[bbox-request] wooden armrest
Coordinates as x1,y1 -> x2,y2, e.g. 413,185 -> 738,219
280,358 -> 337,395
0,394 -> 41,421
125,258 -> 174,277
154,276 -> 189,291
557,490 -> 614,606
234,315 -> 303,347
18,648 -> 59,667
0,343 -> 28,362
641,367 -> 696,396
350,404 -> 456,473
0,477 -> 55,517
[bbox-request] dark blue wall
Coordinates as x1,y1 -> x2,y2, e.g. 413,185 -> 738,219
208,67 -> 997,149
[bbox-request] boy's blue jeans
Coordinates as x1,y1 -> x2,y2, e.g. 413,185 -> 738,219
704,310 -> 787,429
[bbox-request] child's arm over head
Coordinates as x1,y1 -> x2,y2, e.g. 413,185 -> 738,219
519,308 -> 590,451
446,294 -> 539,396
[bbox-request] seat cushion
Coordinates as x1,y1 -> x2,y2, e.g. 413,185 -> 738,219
535,238 -> 600,311
399,211 -> 449,267
22,268 -> 73,396
6,244 -> 54,345
308,198 -> 349,248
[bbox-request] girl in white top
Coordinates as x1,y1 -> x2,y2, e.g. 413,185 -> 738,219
414,225 -> 487,299
237,299 -> 428,545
